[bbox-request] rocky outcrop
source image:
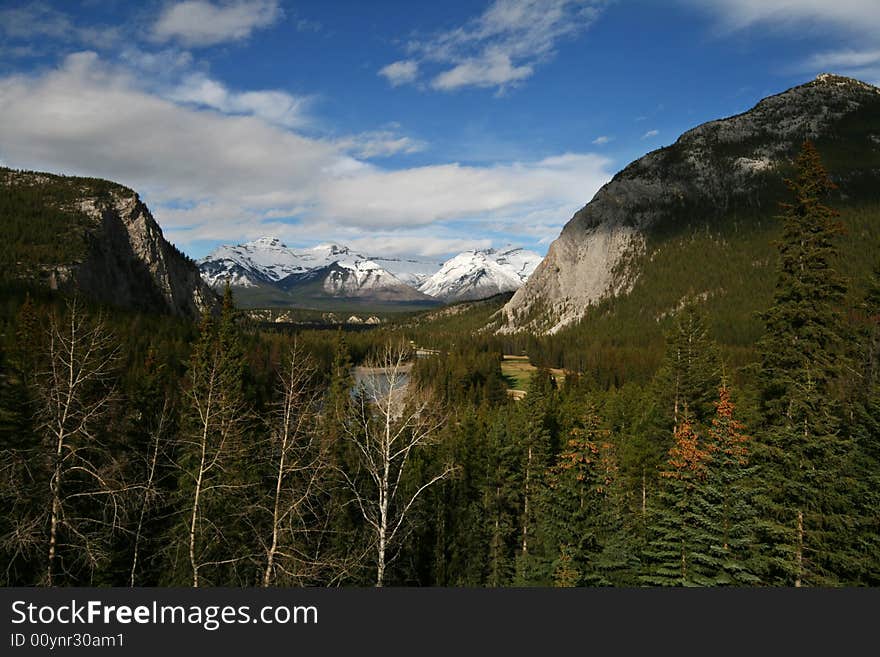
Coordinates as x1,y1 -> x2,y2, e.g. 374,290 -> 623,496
2,169 -> 218,318
497,74 -> 880,334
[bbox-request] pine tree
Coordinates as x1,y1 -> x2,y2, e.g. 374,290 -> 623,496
848,264 -> 880,584
541,406 -> 634,586
641,416 -> 713,586
697,386 -> 759,585
514,368 -> 557,584
651,302 -> 722,433
755,141 -> 852,586
484,411 -> 521,587
632,304 -> 722,554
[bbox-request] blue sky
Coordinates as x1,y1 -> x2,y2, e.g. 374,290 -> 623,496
1,1 -> 879,260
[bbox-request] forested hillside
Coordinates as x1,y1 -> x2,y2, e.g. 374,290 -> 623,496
1,143 -> 877,587
0,168 -> 217,318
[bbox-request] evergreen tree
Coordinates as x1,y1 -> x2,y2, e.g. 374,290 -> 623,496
540,405 -> 635,586
641,416 -> 713,586
514,368 -> 557,584
483,410 -> 521,586
755,141 -> 853,586
848,264 -> 880,584
697,386 -> 759,585
630,304 -> 722,552
651,302 -> 722,433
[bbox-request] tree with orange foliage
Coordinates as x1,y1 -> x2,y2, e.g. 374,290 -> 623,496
700,386 -> 759,585
540,406 -> 635,586
641,413 -> 713,586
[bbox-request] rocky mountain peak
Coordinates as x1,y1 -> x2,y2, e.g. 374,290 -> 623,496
1,168 -> 218,318
497,74 -> 880,334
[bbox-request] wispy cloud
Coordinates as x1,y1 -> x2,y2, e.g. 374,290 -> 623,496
641,129 -> 659,139
686,2 -> 880,88
337,129 -> 427,159
431,51 -> 533,91
381,0 -> 606,92
152,0 -> 283,47
685,0 -> 880,37
343,234 -> 492,259
0,2 -> 121,49
592,135 -> 612,145
378,60 -> 419,86
797,48 -> 880,85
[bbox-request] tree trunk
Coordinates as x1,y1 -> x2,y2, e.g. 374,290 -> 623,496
795,509 -> 803,587
522,445 -> 532,557
47,464 -> 61,586
189,393 -> 212,588
263,429 -> 287,587
131,410 -> 163,587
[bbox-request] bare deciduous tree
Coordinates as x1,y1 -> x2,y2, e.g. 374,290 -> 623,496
129,396 -> 170,587
35,298 -> 128,585
179,309 -> 252,587
256,343 -> 344,586
340,341 -> 453,586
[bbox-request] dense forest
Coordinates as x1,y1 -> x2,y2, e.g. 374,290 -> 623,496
1,143 -> 878,586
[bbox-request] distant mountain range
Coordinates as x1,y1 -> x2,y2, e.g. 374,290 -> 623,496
197,238 -> 542,308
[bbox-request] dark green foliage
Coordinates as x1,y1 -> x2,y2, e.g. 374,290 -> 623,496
2,137 -> 878,587
0,168 -> 124,273
845,264 -> 880,584
699,387 -> 759,585
641,418 -> 714,586
754,142 -> 854,586
539,407 -> 636,586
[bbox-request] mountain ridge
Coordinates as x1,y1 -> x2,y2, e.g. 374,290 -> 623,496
198,238 -> 542,308
1,168 -> 218,318
496,73 -> 880,335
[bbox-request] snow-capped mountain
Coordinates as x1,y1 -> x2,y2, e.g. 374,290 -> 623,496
367,256 -> 440,288
198,238 -> 353,287
418,247 -> 543,302
197,238 -> 542,308
198,238 -> 439,289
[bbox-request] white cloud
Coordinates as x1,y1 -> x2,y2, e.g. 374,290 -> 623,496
167,73 -> 312,128
344,235 -> 493,258
798,48 -> 880,85
337,130 -> 427,159
431,51 -> 533,91
687,0 -> 880,37
592,135 -> 612,145
0,2 -> 121,48
804,49 -> 880,69
313,153 -> 613,226
0,52 -> 334,205
0,51 -> 614,258
152,0 -> 282,47
384,0 -> 605,92
378,60 -> 419,86
641,129 -> 659,139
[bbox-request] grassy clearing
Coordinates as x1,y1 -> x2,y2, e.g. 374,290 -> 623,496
500,355 -> 565,392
